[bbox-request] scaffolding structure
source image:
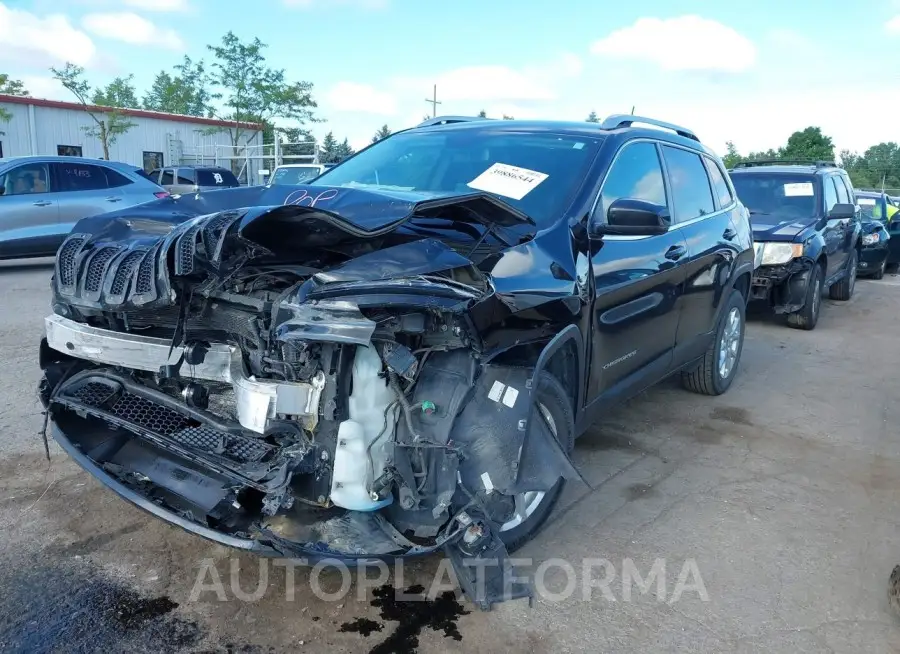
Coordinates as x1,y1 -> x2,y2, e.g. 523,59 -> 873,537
165,132 -> 321,185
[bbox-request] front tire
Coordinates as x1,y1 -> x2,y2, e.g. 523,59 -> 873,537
873,257 -> 887,280
786,263 -> 823,330
829,249 -> 857,301
497,372 -> 574,553
681,288 -> 746,396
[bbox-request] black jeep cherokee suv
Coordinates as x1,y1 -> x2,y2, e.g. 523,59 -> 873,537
38,114 -> 755,608
729,160 -> 861,330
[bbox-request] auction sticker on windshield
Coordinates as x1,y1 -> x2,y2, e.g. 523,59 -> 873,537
784,182 -> 814,197
467,163 -> 549,201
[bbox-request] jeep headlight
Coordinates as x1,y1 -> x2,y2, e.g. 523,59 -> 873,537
754,242 -> 804,266
862,232 -> 880,246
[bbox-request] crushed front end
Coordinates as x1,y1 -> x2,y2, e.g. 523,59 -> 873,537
39,188 -> 583,609
750,261 -> 815,313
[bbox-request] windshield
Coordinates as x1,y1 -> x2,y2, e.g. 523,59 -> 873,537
856,194 -> 885,221
272,166 -> 323,185
313,128 -> 602,225
730,173 -> 818,218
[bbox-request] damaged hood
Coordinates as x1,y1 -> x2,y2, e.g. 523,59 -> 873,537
70,183 -> 535,247
750,213 -> 815,242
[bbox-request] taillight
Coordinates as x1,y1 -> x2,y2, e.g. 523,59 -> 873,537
154,191 -> 170,199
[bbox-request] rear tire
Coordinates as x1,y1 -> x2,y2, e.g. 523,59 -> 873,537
681,288 -> 746,396
786,263 -> 823,330
873,257 -> 887,280
829,249 -> 857,301
497,372 -> 574,554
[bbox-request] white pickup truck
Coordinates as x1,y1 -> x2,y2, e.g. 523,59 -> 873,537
269,163 -> 335,185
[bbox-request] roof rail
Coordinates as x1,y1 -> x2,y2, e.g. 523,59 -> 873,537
732,159 -> 839,169
599,114 -> 699,142
415,115 -> 491,128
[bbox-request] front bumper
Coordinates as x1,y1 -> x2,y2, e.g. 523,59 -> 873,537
44,314 -> 324,435
859,245 -> 889,274
749,259 -> 814,314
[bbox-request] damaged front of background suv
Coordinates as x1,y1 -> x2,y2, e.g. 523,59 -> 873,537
39,184 -> 588,609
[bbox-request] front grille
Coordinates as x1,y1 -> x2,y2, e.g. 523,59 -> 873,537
85,247 -> 119,293
110,250 -> 146,296
58,236 -> 87,289
176,224 -> 201,276
60,377 -> 273,464
135,249 -> 156,294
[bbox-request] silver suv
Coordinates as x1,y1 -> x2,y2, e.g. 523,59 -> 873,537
0,156 -> 169,260
148,165 -> 241,194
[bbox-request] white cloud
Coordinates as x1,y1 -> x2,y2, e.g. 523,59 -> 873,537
16,75 -> 68,100
123,0 -> 189,10
886,15 -> 900,34
590,15 -> 757,73
0,3 -> 96,67
82,12 -> 183,50
325,82 -> 397,115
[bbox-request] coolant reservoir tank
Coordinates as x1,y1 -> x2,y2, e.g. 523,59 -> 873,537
329,346 -> 395,512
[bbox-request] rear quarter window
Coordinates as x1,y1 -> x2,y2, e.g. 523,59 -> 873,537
197,169 -> 239,186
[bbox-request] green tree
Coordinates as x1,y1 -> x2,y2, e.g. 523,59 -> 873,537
477,109 -> 487,118
320,131 -> 339,163
585,110 -> 599,123
0,73 -> 29,134
92,74 -> 138,108
722,141 -> 742,169
841,142 -> 900,190
502,114 -> 514,120
371,124 -> 392,143
143,56 -> 214,116
207,31 -> 318,166
779,126 -> 834,162
335,138 -> 354,161
50,62 -> 136,160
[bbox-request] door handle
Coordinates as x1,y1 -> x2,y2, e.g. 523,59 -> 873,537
105,197 -> 123,203
723,227 -> 737,240
665,245 -> 687,261
32,201 -> 52,207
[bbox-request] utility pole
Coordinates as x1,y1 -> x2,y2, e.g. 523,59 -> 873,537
425,84 -> 441,118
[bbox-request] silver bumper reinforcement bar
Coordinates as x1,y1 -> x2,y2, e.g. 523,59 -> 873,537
44,314 -> 324,434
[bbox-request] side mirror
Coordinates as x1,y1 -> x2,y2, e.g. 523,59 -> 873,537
595,198 -> 670,236
828,203 -> 856,219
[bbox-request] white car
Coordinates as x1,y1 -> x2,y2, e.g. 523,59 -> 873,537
269,163 -> 334,185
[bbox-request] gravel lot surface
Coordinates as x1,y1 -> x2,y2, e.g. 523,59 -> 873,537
1,257 -> 900,653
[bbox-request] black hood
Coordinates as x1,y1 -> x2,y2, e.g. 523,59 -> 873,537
750,213 -> 815,242
71,183 -> 535,247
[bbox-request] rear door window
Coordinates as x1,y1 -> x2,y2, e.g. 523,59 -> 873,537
176,168 -> 196,184
52,163 -> 110,192
661,145 -> 715,223
160,169 -> 175,185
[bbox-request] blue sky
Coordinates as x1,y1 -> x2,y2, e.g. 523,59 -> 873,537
3,0 -> 900,154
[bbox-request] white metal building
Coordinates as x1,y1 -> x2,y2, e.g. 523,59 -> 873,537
0,94 -> 266,184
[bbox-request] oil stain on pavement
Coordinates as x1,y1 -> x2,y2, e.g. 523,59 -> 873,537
340,583 -> 470,654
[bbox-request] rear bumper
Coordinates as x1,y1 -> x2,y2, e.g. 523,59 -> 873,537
749,260 -> 813,314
